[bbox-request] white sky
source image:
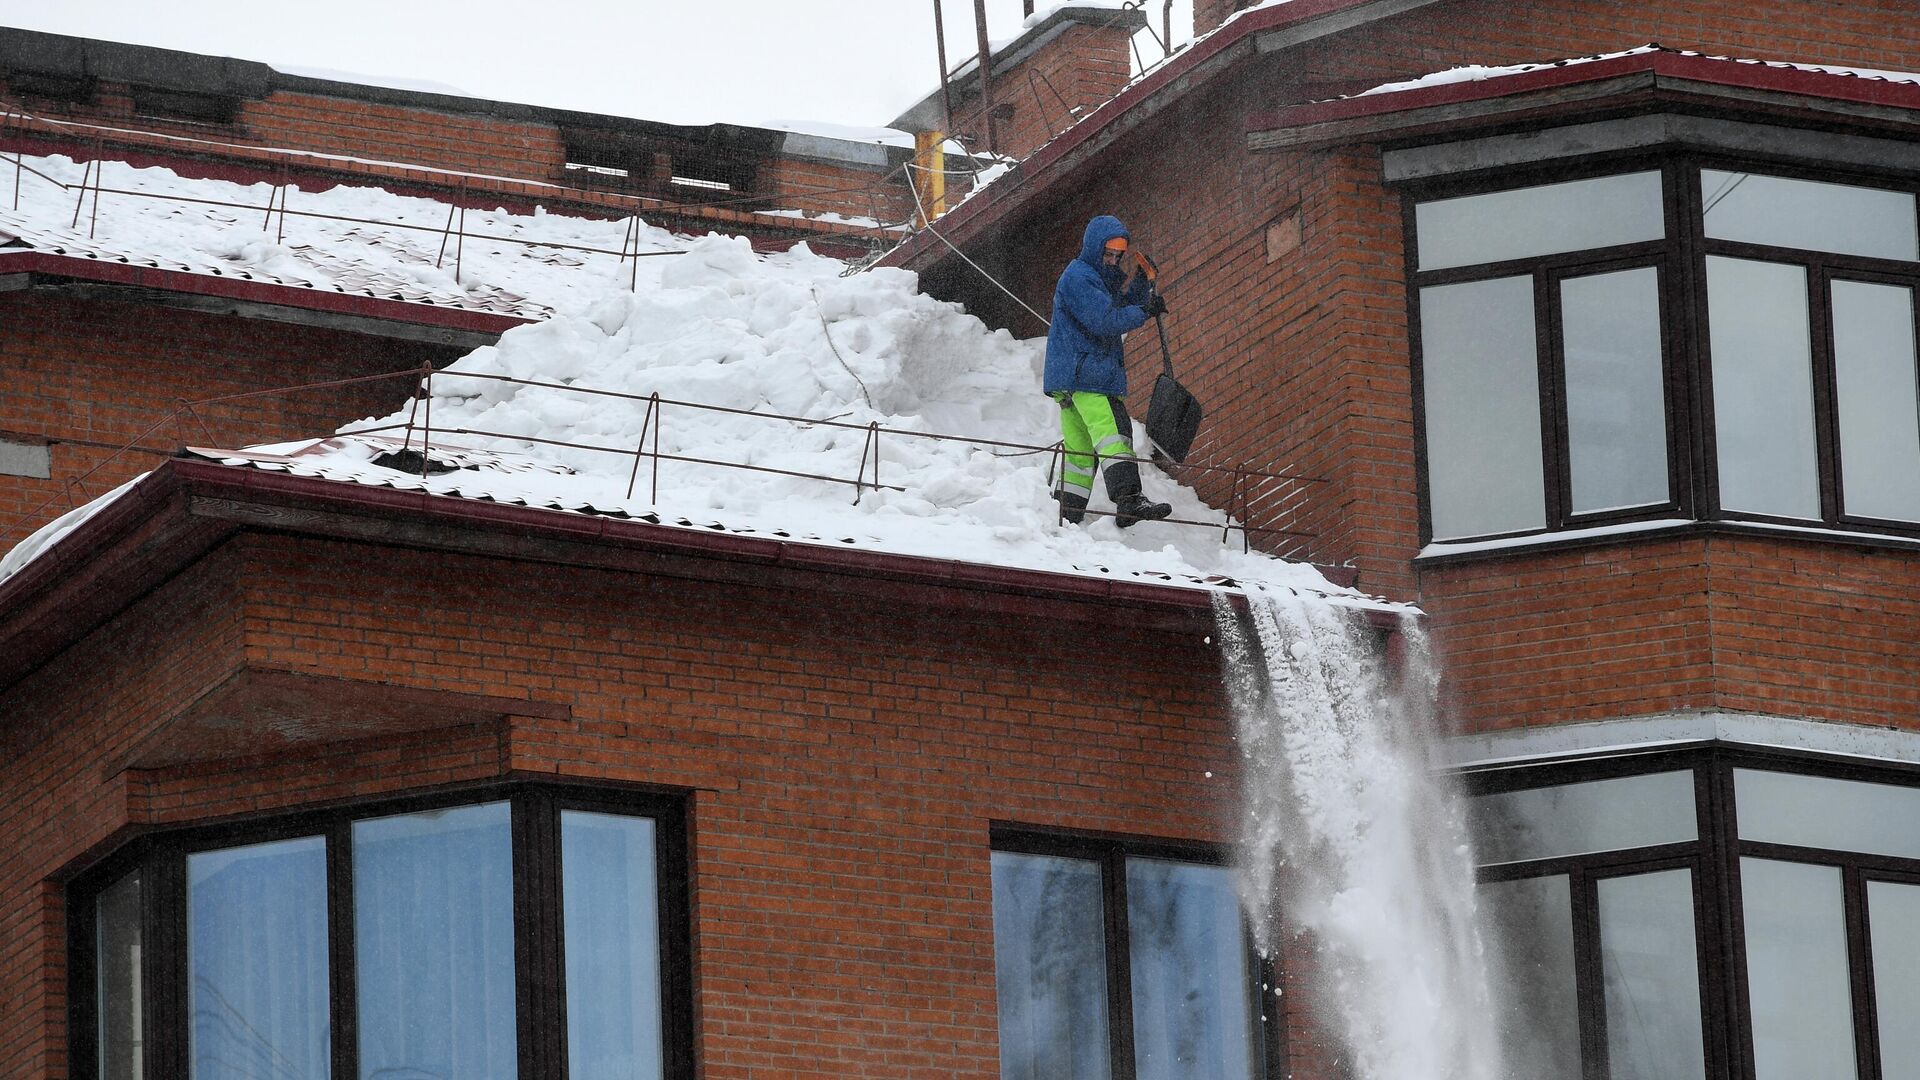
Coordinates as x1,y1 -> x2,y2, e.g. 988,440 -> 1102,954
0,0 -> 1195,129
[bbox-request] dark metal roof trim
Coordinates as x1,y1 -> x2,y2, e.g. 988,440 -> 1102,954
1247,48 -> 1920,150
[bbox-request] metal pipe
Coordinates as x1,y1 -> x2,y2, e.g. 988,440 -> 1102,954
932,0 -> 955,138
972,0 -> 996,154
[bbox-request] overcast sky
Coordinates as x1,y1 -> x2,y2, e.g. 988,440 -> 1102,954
0,1 -> 1196,130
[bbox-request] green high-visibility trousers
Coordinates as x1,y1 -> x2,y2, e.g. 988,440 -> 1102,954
1054,391 -> 1143,502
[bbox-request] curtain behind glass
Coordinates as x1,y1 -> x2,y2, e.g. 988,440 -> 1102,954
1562,268 -> 1669,514
1741,858 -> 1857,1080
1832,280 -> 1920,521
1478,875 -> 1580,1077
1125,859 -> 1257,1080
1596,869 -> 1705,1079
561,811 -> 663,1080
1707,257 -> 1819,519
1420,276 -> 1545,539
188,837 -> 329,1080
1869,880 -> 1920,1080
97,870 -> 145,1080
991,851 -> 1111,1080
355,802 -> 516,1080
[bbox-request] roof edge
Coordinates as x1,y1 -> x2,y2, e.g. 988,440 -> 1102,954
0,251 -> 532,338
0,458 -> 1255,690
1247,48 -> 1920,147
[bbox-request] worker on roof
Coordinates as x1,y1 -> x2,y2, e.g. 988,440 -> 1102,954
1043,214 -> 1173,528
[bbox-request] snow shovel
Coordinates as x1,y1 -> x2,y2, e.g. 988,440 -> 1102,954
1132,256 -> 1204,462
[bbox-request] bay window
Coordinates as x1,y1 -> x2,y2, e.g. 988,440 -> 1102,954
1467,748 -> 1920,1079
71,784 -> 688,1080
1410,160 -> 1920,545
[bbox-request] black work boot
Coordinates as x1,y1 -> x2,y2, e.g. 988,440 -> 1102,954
1104,460 -> 1171,528
1114,493 -> 1172,528
1053,488 -> 1089,525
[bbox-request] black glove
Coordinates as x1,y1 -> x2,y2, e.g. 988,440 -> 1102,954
1142,293 -> 1168,318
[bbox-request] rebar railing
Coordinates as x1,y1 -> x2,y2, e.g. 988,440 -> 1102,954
0,99 -> 909,277
1,365 -> 1328,561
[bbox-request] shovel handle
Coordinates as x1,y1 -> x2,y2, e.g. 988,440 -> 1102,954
1153,312 -> 1175,377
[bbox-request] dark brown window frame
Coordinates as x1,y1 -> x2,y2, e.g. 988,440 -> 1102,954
66,779 -> 693,1080
1462,743 -> 1920,1080
1404,150 -> 1920,548
989,824 -> 1283,1080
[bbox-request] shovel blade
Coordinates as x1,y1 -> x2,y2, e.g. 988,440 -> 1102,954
1146,372 -> 1204,463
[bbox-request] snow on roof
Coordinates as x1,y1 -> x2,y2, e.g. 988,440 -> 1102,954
0,225 -> 1381,611
270,64 -> 478,99
0,151 -> 700,321
1349,43 -> 1920,100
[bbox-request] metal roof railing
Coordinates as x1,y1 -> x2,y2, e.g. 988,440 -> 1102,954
2,365 -> 1329,560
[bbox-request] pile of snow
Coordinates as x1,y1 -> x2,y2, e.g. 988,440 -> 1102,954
286,233 -> 1359,598
0,150 -> 1370,603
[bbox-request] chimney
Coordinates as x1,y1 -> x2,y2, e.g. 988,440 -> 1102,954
1193,0 -> 1254,38
892,3 -> 1149,200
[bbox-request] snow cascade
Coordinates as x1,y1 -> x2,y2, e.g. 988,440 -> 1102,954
1213,590 -> 1503,1080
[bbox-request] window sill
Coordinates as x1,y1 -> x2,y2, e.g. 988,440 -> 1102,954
1416,517 -> 1920,565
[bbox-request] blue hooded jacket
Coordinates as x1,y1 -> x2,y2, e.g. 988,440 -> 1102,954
1042,215 -> 1153,397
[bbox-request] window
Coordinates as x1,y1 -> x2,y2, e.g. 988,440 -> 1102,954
1466,748 -> 1920,1079
1409,160 -> 1920,545
69,784 -> 689,1080
989,830 -> 1274,1080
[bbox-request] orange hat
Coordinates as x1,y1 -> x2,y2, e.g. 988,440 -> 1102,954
1103,236 -> 1128,252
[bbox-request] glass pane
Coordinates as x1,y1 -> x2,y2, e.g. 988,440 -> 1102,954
1421,276 -> 1545,539
562,811 -> 663,1080
96,871 -> 144,1080
1597,869 -> 1705,1079
1708,256 -> 1819,518
1869,879 -> 1920,1080
1833,280 -> 1920,521
1741,858 -> 1857,1080
1125,859 -> 1256,1080
1736,768 -> 1920,859
1703,169 -> 1918,261
1563,267 -> 1669,514
1478,875 -> 1579,1077
1417,171 -> 1665,271
355,802 -> 516,1080
1471,772 -> 1697,866
188,837 -> 329,1080
991,850 -> 1111,1080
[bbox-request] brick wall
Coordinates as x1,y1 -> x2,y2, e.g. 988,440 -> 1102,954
762,154 -> 915,226
933,19 -> 1139,163
1193,0 -> 1252,38
1419,534 -> 1920,733
241,91 -> 567,180
1,75 -> 910,245
0,529 -> 1344,1079
0,292 -> 453,546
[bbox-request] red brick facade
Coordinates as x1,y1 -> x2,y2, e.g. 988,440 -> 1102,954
9,3 -> 1920,1077
0,293 -> 445,547
0,526 -> 1345,1078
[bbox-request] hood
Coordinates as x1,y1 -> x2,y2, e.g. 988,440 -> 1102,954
1076,214 -> 1130,271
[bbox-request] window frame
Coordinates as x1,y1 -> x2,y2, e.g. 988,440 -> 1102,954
66,780 -> 692,1080
1463,744 -> 1920,1080
989,825 -> 1283,1080
1405,151 -> 1920,547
